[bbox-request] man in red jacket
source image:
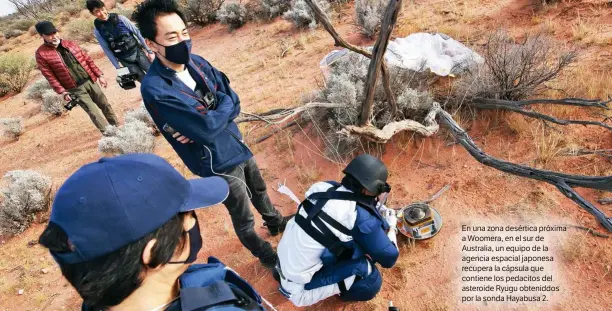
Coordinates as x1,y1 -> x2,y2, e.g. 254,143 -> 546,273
34,21 -> 118,133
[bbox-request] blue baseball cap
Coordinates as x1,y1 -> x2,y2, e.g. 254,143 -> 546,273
49,153 -> 229,264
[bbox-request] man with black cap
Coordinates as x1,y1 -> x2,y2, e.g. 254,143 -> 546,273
275,153 -> 400,307
39,153 -> 271,311
34,21 -> 118,133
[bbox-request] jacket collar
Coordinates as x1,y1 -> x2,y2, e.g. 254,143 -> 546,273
42,39 -> 61,50
151,56 -> 214,93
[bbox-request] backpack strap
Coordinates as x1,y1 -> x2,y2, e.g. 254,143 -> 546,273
294,184 -> 359,259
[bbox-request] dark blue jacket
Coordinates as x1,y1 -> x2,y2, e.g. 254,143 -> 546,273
141,55 -> 252,177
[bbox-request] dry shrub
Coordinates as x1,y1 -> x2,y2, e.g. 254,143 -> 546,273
98,104 -> 157,155
258,0 -> 291,20
217,2 -> 248,31
4,29 -> 24,39
26,79 -> 52,101
558,233 -> 588,263
505,113 -> 530,136
0,170 -> 52,236
180,0 -> 225,26
66,18 -> 96,43
0,45 -> 12,53
111,6 -> 134,19
41,90 -> 65,117
12,19 -> 36,31
306,51 -> 433,158
27,25 -> 37,36
283,0 -> 330,30
124,102 -> 158,135
454,31 -> 576,102
355,0 -> 386,38
0,118 -> 24,140
61,2 -> 84,15
531,123 -> 565,168
54,12 -> 71,26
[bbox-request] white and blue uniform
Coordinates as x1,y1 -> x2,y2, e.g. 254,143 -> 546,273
277,181 -> 399,307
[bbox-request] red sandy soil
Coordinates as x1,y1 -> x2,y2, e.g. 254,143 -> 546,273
0,1 -> 611,310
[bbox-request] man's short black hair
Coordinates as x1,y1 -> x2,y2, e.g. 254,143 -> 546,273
85,0 -> 105,12
132,0 -> 188,41
39,213 -> 187,310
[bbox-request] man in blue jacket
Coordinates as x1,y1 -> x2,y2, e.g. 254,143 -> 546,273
276,154 -> 400,306
87,0 -> 154,82
39,153 -> 269,311
134,0 -> 290,270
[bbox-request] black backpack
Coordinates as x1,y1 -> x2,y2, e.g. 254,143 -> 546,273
94,13 -> 139,58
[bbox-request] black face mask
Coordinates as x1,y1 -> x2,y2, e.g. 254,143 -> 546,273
169,217 -> 202,264
155,39 -> 192,65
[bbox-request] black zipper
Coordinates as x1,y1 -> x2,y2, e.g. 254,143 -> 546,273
226,128 -> 251,152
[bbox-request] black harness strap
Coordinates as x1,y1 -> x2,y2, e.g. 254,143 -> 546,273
294,185 -> 365,259
318,212 -> 352,236
338,280 -> 347,294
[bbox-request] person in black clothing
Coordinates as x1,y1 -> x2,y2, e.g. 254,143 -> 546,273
87,0 -> 154,82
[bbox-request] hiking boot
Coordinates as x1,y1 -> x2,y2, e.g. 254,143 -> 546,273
259,252 -> 278,269
264,214 -> 295,236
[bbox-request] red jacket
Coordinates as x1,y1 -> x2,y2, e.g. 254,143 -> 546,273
35,39 -> 103,94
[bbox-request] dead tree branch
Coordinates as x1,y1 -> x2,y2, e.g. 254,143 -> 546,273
561,149 -> 612,158
236,102 -> 344,124
254,120 -> 300,144
470,98 -> 612,131
437,109 -> 612,232
304,0 -> 399,120
340,103 -> 440,143
420,184 -> 451,204
361,0 -> 402,126
565,224 -> 610,238
598,198 -> 612,205
512,97 -> 612,109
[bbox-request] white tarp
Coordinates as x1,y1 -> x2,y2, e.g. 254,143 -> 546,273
320,32 -> 484,78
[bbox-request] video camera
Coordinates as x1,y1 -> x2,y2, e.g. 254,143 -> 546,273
116,67 -> 139,90
64,93 -> 82,111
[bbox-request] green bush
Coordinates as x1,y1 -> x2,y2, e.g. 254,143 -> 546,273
12,19 -> 36,31
0,53 -> 36,94
66,18 -> 96,43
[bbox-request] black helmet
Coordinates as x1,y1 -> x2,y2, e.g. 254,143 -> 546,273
342,154 -> 390,196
